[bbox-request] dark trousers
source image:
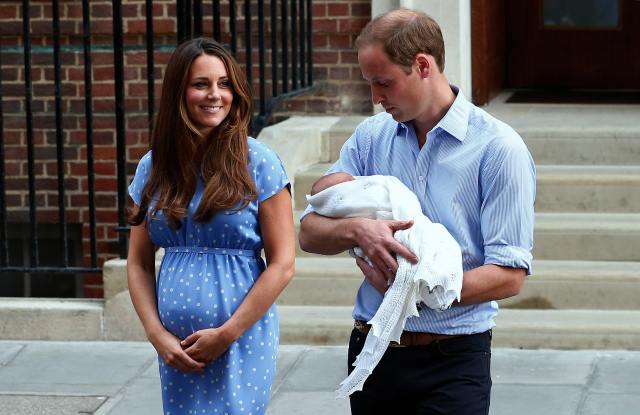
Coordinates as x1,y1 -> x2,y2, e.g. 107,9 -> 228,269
348,328 -> 492,415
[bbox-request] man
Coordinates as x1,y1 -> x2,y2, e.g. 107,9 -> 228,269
298,8 -> 536,415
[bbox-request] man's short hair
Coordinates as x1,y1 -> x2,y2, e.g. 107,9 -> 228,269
355,8 -> 445,73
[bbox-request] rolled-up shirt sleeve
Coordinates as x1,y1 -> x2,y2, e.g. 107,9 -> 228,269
480,134 -> 536,274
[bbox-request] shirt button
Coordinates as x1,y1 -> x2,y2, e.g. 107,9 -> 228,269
419,175 -> 425,181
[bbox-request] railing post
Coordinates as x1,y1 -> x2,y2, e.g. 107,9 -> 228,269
0,43 -> 7,268
145,0 -> 155,130
112,0 -> 128,259
22,0 -> 39,268
82,0 -> 98,268
53,0 -> 69,267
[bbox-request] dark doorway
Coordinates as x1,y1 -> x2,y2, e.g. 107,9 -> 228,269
506,0 -> 640,89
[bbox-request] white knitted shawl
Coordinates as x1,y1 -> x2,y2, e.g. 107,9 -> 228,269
306,175 -> 463,398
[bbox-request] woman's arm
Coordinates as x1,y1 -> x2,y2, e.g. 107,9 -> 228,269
127,217 -> 205,372
181,188 -> 295,363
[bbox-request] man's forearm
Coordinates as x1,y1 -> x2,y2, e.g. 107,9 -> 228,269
298,213 -> 361,255
458,264 -> 527,305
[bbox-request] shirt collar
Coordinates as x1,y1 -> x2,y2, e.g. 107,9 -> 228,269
395,85 -> 470,142
435,85 -> 470,142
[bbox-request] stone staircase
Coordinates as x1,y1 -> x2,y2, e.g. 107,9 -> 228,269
3,107 -> 639,350
276,104 -> 640,350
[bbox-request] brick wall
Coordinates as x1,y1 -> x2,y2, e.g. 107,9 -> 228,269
0,0 -> 371,298
279,0 -> 372,115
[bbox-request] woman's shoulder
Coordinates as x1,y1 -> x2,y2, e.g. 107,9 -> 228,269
136,150 -> 153,170
247,137 -> 282,165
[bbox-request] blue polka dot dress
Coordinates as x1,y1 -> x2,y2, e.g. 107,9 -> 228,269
128,138 -> 290,415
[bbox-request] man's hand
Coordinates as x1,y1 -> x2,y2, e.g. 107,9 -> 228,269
354,218 -> 418,281
355,256 -> 391,294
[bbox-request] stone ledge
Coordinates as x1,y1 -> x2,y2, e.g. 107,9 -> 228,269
0,298 -> 103,341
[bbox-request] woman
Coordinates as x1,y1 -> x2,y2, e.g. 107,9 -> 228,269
127,37 -> 295,414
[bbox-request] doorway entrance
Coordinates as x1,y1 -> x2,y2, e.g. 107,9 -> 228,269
471,0 -> 640,104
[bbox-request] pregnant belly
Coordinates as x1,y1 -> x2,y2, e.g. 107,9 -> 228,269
156,255 -> 260,339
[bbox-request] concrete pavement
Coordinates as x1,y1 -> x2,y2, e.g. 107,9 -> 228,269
1,340 -> 639,415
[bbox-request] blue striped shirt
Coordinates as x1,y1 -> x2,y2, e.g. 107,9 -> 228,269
302,86 -> 536,334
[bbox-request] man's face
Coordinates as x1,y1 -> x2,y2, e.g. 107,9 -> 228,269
358,43 -> 423,123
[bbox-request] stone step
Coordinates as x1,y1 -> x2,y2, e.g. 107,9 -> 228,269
295,211 -> 640,262
535,165 -> 640,212
0,298 -> 104,341
278,257 -> 640,310
522,129 -> 640,166
294,163 -> 640,213
534,212 -> 640,261
320,117 -> 640,166
278,305 -> 640,350
319,116 -> 365,163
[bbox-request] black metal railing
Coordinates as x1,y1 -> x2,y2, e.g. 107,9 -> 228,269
0,0 -> 315,285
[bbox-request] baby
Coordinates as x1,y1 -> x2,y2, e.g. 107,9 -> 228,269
306,172 -> 464,397
310,172 -> 356,196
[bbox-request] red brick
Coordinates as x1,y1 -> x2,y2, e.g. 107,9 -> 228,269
340,50 -> 359,64
122,4 -> 140,18
64,3 -> 82,19
314,51 -> 339,64
69,161 -> 87,176
91,52 -> 113,65
329,34 -> 351,49
92,146 -> 117,160
90,19 -> 113,34
351,3 -> 371,17
83,286 -> 104,299
66,67 -> 85,82
128,83 -> 148,97
95,194 -> 117,208
125,51 -> 148,66
91,4 -> 112,18
312,3 -> 326,17
128,146 -> 149,161
127,18 -> 175,34
70,194 -> 87,208
90,115 -> 116,130
0,5 -> 19,19
93,131 -> 116,146
93,99 -> 115,113
91,179 -> 117,193
95,209 -> 118,222
307,98 -> 329,112
93,160 -> 117,176
1,131 -> 23,146
283,98 -> 306,112
339,17 -> 369,33
313,18 -> 338,33
84,274 -> 103,285
328,3 -> 349,17
4,162 -> 20,175
313,34 -> 328,48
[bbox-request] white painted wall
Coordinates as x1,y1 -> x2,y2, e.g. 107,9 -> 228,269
370,0 -> 472,98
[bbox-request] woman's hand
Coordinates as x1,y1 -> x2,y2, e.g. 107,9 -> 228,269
149,329 -> 206,372
181,328 -> 236,365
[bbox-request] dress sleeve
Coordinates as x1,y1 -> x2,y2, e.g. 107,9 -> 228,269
127,151 -> 152,206
251,139 -> 290,203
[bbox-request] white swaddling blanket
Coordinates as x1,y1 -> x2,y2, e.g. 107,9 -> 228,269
305,175 -> 463,398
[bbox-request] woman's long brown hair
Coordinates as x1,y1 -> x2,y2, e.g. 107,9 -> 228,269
128,38 -> 256,229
